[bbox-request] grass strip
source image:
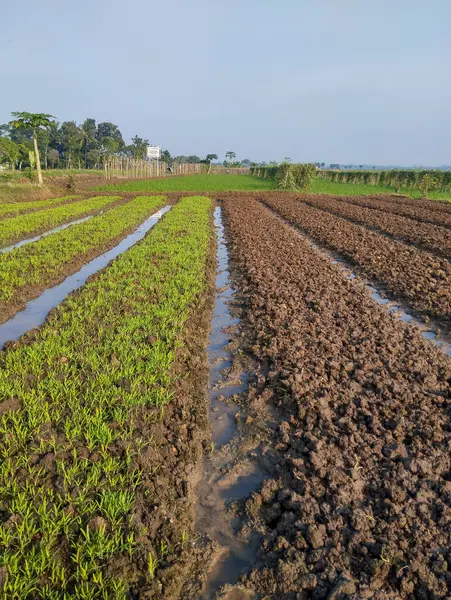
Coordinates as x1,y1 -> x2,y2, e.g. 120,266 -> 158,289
0,196 -> 166,319
0,196 -> 79,220
95,173 -> 276,192
0,196 -> 122,247
0,196 -> 212,598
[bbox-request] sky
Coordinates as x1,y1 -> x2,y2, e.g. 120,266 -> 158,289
1,0 -> 450,166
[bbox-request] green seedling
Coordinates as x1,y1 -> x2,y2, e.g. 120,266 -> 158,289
0,197 -> 212,595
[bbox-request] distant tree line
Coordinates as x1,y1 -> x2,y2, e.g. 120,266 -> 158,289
0,112 -> 176,173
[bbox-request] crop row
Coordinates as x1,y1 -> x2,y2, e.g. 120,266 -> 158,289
372,192 -> 451,214
0,196 -> 212,598
222,196 -> 451,598
318,168 -> 451,192
0,196 -> 166,323
0,196 -> 122,247
0,196 -> 79,220
264,195 -> 451,330
301,195 -> 451,258
335,194 -> 451,229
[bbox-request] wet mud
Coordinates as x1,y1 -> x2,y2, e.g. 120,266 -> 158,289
216,195 -> 451,599
300,195 -> 451,260
263,194 -> 451,334
192,208 -> 268,599
270,211 -> 451,357
333,193 -> 451,229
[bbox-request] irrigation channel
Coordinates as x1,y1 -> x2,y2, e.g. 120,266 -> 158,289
195,207 -> 265,599
0,214 -> 95,254
264,204 -> 451,358
0,206 -> 171,348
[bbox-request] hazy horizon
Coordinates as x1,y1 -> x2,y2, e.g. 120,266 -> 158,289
2,0 -> 449,166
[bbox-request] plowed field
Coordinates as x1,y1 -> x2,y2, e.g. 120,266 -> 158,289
217,194 -> 451,599
0,188 -> 449,600
263,194 -> 451,333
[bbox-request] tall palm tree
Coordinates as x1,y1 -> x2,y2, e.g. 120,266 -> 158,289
9,112 -> 55,186
225,150 -> 236,164
205,154 -> 218,174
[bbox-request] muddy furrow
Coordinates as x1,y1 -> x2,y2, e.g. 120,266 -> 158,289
366,194 -> 451,214
329,194 -> 451,229
301,195 -> 451,259
264,195 -> 451,333
220,196 -> 451,600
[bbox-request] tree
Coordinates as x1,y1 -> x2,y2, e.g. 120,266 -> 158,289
225,150 -> 236,164
0,137 -> 20,169
205,154 -> 218,174
60,121 -> 83,169
0,124 -> 11,137
86,148 -> 101,169
129,135 -> 149,160
37,129 -> 50,169
9,112 -> 55,185
160,149 -> 172,163
48,148 -> 59,169
80,118 -> 97,168
173,155 -> 201,164
96,122 -> 124,160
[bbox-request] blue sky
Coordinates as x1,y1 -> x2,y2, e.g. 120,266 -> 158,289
1,0 -> 449,165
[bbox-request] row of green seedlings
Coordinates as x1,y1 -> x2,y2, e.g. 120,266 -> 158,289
250,163 -> 318,190
0,196 -> 78,220
318,169 -> 451,196
0,195 -> 165,308
0,196 -> 212,599
0,196 -> 122,247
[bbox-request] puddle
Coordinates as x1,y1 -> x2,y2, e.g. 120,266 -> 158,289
197,462 -> 265,600
267,206 -> 451,357
334,259 -> 451,355
207,208 -> 247,447
0,207 -> 171,349
0,214 -> 96,254
196,207 -> 264,599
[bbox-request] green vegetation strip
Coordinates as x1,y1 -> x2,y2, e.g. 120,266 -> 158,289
0,196 -> 165,311
0,196 -> 123,247
0,196 -> 212,598
95,173 -> 275,192
309,178 -> 451,201
0,196 -> 79,219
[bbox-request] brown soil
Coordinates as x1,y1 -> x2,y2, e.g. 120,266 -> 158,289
0,185 -> 56,204
299,195 -> 451,260
263,194 -> 451,334
218,195 -> 451,599
334,194 -> 451,229
371,194 -> 451,214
